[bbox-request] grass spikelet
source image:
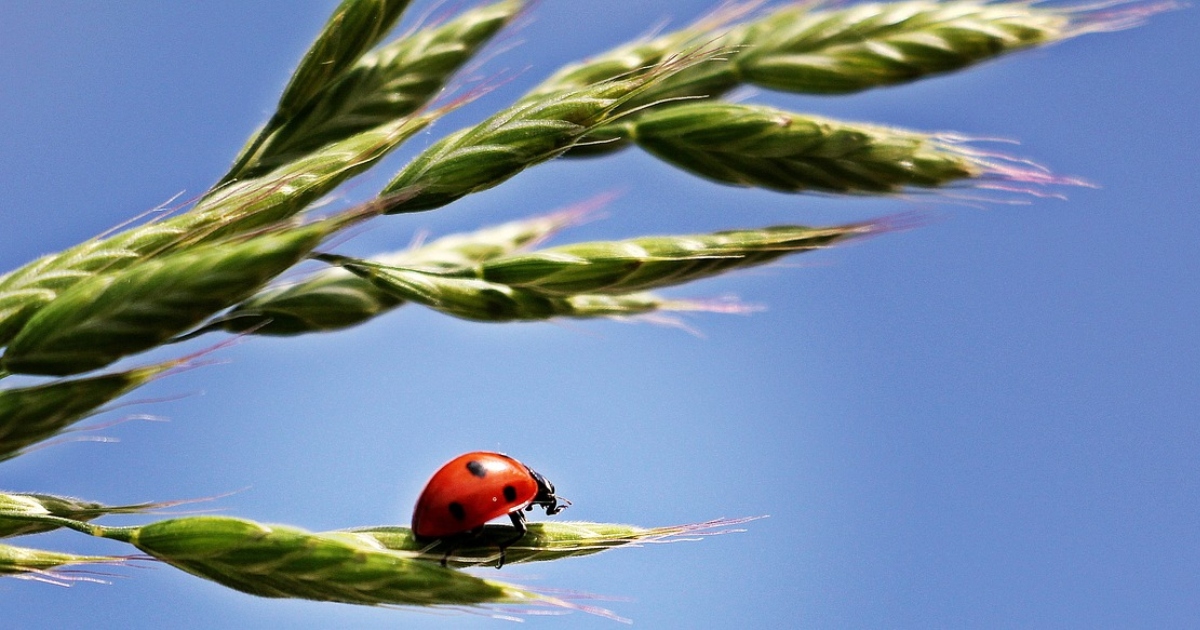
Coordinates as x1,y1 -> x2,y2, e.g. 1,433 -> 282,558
466,221 -> 879,295
392,205 -> 595,271
222,0 -> 414,183
276,0 -> 413,119
192,268 -> 407,338
522,2 -> 750,99
196,207 -> 589,336
346,517 -> 762,568
0,359 -> 181,462
520,2 -> 756,124
91,515 -> 559,609
0,113 -> 438,348
0,492 -> 194,538
228,0 -> 523,180
558,1 -> 1137,156
735,0 -> 1072,95
1,209 -> 374,377
624,102 -> 1041,194
0,542 -> 131,585
319,255 -> 731,323
380,48 -> 724,212
190,111 -> 442,239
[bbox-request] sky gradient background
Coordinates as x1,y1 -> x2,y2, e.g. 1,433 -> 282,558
1,1 -> 1197,628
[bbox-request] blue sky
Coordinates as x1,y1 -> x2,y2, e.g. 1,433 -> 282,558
1,1 -> 1197,628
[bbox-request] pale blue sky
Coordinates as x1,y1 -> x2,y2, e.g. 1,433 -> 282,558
1,2 -> 1197,628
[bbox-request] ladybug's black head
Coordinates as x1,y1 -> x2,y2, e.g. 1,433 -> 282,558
526,468 -> 569,516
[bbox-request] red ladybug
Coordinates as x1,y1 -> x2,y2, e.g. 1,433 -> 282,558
412,451 -> 568,567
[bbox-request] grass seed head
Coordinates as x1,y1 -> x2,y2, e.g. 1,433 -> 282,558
324,257 -> 746,323
472,221 -> 877,295
393,205 -> 591,271
329,260 -> 562,321
627,102 -> 1030,194
348,517 -> 760,567
204,207 -> 586,336
0,491 -> 187,538
199,268 -> 405,337
556,1 -> 1106,156
115,516 -> 542,608
1,213 -> 367,376
522,3 -> 751,113
735,1 -> 1071,94
277,0 -> 414,119
0,114 -> 435,348
381,48 -> 725,212
194,112 -> 439,236
0,360 -> 178,462
221,0 -> 414,183
231,0 -> 523,179
0,542 -> 131,583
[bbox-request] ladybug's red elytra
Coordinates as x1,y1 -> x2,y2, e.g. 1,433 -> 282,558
411,451 -> 568,567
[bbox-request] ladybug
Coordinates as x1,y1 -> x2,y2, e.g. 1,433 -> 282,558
411,451 -> 568,567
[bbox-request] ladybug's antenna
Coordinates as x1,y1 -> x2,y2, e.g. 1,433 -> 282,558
546,496 -> 571,515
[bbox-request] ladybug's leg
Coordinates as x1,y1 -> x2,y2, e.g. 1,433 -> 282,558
438,541 -> 455,568
496,510 -> 527,569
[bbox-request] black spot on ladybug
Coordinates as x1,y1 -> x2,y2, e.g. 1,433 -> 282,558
448,502 -> 466,521
465,460 -> 487,478
503,485 -> 517,503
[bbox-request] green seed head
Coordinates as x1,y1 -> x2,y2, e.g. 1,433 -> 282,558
472,222 -> 877,295
203,207 -> 586,336
565,1 -> 1120,156
0,542 -> 130,582
738,1 -> 1069,94
0,114 -> 434,348
382,48 -> 725,212
2,212 -> 369,376
276,0 -> 414,120
0,360 -> 178,462
196,111 -> 438,236
119,516 -> 540,607
0,491 -> 186,538
628,102 -> 988,193
348,517 -> 761,568
203,268 -> 405,337
232,1 -> 522,180
324,256 -> 751,324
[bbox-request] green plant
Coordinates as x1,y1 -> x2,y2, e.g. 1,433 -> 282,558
0,0 -> 1169,621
